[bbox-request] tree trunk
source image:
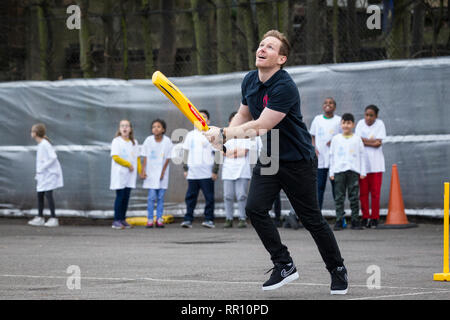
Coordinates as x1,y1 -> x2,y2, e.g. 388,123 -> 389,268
141,0 -> 154,78
346,0 -> 360,61
102,0 -> 115,77
0,1 -> 8,80
276,0 -> 289,35
157,0 -> 176,75
411,1 -> 424,58
191,0 -> 212,75
387,0 -> 410,59
305,0 -> 320,64
120,1 -> 129,79
332,0 -> 339,63
37,0 -> 49,80
238,0 -> 256,70
78,0 -> 94,78
255,0 -> 274,39
216,0 -> 233,73
431,0 -> 445,57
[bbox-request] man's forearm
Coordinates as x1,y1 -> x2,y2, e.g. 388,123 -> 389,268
229,112 -> 251,127
224,120 -> 263,140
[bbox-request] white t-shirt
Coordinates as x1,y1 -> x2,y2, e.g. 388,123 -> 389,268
140,135 -> 173,189
35,139 -> 64,192
183,129 -> 215,180
309,114 -> 342,168
329,133 -> 366,177
110,136 -> 139,190
222,138 -> 254,180
355,119 -> 386,173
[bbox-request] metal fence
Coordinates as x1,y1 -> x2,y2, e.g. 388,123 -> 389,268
1,0 -> 449,81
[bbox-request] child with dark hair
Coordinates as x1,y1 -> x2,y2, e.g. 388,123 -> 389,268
310,97 -> 342,211
140,119 -> 173,228
329,113 -> 366,230
355,105 -> 386,228
181,110 -> 219,228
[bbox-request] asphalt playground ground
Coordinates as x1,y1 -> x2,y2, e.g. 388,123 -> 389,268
1,216 -> 449,302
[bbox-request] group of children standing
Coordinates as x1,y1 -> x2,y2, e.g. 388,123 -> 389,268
27,98 -> 385,231
310,98 -> 386,230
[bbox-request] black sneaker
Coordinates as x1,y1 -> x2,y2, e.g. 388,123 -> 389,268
370,219 -> 379,228
330,266 -> 348,295
351,220 -> 364,230
262,262 -> 299,291
362,218 -> 370,228
334,220 -> 343,231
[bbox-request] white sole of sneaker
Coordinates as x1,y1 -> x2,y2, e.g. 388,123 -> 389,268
330,288 -> 348,295
262,272 -> 299,291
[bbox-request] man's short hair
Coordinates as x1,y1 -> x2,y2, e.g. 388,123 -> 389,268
262,30 -> 291,67
341,113 -> 355,123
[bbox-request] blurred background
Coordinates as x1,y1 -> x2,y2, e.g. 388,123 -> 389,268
1,0 -> 449,81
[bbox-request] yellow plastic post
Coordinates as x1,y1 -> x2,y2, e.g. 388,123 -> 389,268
434,182 -> 450,281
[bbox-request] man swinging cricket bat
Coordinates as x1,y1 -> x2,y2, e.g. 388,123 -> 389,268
203,30 -> 348,295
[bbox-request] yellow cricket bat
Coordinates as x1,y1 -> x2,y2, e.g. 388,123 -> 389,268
152,71 -> 226,152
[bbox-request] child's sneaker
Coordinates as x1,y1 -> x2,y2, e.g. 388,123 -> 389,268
362,218 -> 370,228
181,220 -> 192,228
202,220 -> 215,228
223,219 -> 233,228
237,219 -> 247,228
351,219 -> 364,230
44,218 -> 59,227
156,218 -> 164,228
28,216 -> 45,226
120,220 -> 133,229
333,220 -> 343,231
146,220 -> 154,228
370,219 -> 379,228
112,220 -> 125,229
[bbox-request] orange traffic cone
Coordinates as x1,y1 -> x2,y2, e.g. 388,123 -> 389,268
377,164 -> 417,229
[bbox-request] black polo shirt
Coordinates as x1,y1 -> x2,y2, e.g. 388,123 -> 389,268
241,69 -> 315,162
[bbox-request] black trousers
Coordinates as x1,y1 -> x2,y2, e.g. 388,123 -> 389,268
38,190 -> 55,217
245,158 -> 344,272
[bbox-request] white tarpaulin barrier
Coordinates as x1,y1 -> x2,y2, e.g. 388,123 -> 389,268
1,57 -> 449,218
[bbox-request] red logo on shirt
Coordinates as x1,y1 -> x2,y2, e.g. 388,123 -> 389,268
262,94 -> 269,108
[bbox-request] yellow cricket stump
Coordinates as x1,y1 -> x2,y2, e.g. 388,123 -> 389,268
434,182 -> 450,281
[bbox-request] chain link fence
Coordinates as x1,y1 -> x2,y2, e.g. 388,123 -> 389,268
1,0 -> 449,81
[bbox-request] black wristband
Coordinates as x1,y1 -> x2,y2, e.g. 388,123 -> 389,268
220,127 -> 226,143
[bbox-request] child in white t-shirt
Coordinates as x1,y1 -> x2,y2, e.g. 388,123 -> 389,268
28,123 -> 63,228
110,119 -> 140,230
222,112 -> 259,228
181,110 -> 219,229
310,97 -> 342,210
355,105 -> 386,228
140,119 -> 173,228
329,113 -> 366,231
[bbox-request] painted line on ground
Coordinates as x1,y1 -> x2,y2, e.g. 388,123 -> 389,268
0,274 -> 448,293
